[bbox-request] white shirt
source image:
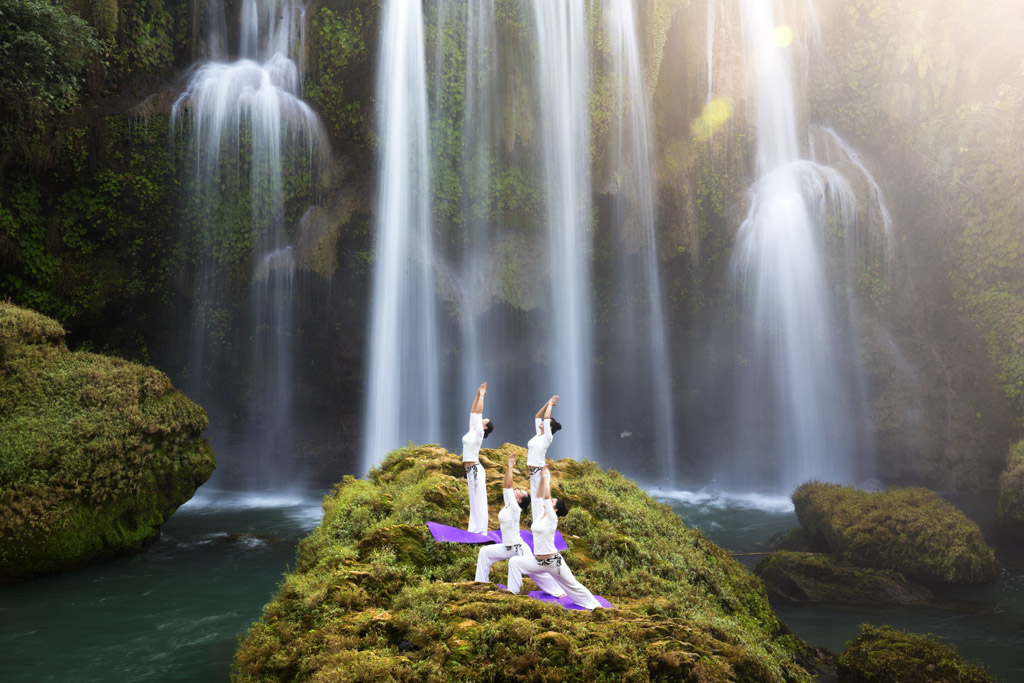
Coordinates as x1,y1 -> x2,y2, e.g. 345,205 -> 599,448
497,488 -> 524,546
462,412 -> 484,463
526,418 -> 553,468
531,498 -> 558,556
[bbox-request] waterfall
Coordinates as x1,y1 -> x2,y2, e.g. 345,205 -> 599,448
361,0 -> 441,471
172,0 -> 327,488
714,0 -> 873,491
527,1 -> 595,463
601,0 -> 677,482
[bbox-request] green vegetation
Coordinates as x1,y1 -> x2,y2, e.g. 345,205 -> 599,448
0,303 -> 214,581
0,0 -> 102,162
304,4 -> 375,153
995,440 -> 1024,537
792,482 -> 996,585
233,443 -> 813,682
837,624 -> 997,683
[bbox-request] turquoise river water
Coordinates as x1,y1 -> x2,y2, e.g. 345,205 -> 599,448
2,486 -> 1021,681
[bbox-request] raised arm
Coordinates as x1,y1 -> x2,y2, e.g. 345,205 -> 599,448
471,381 -> 487,414
535,395 -> 558,432
503,453 -> 516,489
538,466 -> 552,500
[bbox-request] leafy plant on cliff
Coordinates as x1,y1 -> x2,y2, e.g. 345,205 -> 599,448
0,0 -> 101,163
233,444 -> 813,682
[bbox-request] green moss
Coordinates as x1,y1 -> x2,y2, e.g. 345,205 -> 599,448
995,440 -> 1024,537
837,624 -> 997,683
233,444 -> 813,682
0,303 -> 215,581
792,482 -> 996,585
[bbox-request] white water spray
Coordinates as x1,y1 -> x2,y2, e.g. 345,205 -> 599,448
602,0 -> 676,481
172,0 -> 326,487
362,0 -> 441,472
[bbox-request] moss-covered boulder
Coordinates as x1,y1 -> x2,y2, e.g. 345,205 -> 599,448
995,440 -> 1024,538
0,303 -> 215,581
792,482 -> 996,585
233,443 -> 816,682
755,551 -> 933,605
836,624 -> 997,683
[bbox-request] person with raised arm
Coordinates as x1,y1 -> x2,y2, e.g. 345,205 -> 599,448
507,465 -> 600,610
462,381 -> 493,534
526,395 -> 561,519
474,452 -> 565,598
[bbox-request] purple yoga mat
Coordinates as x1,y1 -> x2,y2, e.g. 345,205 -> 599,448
496,585 -> 612,611
529,591 -> 613,611
426,522 -> 568,551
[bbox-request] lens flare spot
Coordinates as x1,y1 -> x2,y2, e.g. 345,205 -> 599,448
691,98 -> 732,140
773,24 -> 794,48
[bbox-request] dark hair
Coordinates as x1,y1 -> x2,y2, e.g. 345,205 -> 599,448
483,420 -> 494,438
553,498 -> 568,517
549,418 -> 562,434
518,493 -> 531,512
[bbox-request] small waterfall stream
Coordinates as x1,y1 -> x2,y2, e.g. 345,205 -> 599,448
708,0 -> 879,491
361,0 -> 441,472
172,0 -> 327,488
600,0 -> 677,481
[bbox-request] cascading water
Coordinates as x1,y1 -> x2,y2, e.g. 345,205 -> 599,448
527,1 -> 595,463
361,0 -> 441,472
363,1 -> 679,475
599,0 -> 677,482
711,0 -> 876,491
172,0 -> 327,488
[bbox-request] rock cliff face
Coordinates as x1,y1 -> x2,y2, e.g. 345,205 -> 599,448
233,444 -> 816,682
0,303 -> 215,581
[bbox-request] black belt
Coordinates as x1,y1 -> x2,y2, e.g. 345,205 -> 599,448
536,553 -> 563,573
466,464 -> 480,483
528,466 -> 542,476
504,543 -> 524,555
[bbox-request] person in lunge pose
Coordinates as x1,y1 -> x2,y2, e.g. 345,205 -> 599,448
507,466 -> 600,609
462,381 -> 493,534
474,452 -> 565,597
526,395 -> 561,519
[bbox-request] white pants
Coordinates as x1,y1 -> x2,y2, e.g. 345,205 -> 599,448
508,553 -> 600,610
475,543 -> 566,597
529,466 -> 543,521
466,463 -> 488,534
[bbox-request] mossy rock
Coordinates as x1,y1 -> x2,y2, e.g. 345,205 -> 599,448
836,624 -> 997,683
755,551 -> 933,605
233,444 -> 815,682
792,482 -> 997,585
0,303 -> 215,581
995,440 -> 1024,538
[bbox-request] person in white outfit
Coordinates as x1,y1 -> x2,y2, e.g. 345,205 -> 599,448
474,452 -> 566,598
462,381 -> 493,534
526,395 -> 561,521
507,466 -> 600,610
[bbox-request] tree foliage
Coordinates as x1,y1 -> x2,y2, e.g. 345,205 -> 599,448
0,0 -> 101,160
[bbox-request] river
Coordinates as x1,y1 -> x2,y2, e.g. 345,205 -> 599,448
2,486 -> 1021,681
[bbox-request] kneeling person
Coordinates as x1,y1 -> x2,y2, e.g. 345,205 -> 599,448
508,466 -> 600,610
475,453 -> 566,598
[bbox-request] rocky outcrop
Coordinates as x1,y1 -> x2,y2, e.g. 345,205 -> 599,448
233,444 -> 816,682
792,482 -> 996,586
995,440 -> 1024,538
755,551 -> 933,605
837,624 -> 996,683
0,303 -> 215,581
